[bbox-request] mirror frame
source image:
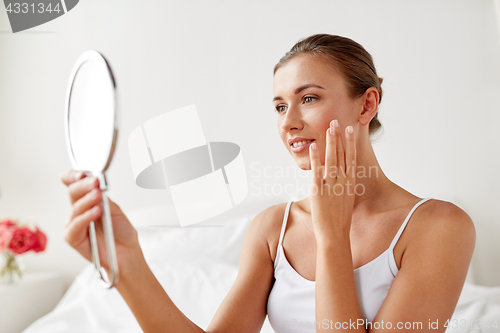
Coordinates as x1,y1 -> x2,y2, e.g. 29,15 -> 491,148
64,49 -> 119,175
64,50 -> 120,288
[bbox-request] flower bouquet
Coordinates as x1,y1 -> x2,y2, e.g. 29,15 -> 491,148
0,218 -> 47,284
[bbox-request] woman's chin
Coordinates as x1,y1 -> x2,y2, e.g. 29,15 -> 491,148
296,161 -> 312,171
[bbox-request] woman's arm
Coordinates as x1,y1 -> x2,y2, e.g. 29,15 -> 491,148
369,201 -> 475,332
116,204 -> 278,333
115,250 -> 206,333
315,229 -> 366,332
62,169 -> 277,333
205,205 -> 278,333
61,170 -> 206,333
309,122 -> 367,331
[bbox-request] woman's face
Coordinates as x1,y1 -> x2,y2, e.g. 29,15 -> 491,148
273,54 -> 362,170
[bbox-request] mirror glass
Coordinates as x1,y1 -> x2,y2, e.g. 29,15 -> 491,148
68,59 -> 115,174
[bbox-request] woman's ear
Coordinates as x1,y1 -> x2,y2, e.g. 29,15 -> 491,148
358,87 -> 379,126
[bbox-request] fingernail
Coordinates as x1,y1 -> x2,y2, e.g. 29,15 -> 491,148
347,126 -> 353,134
311,142 -> 317,150
73,171 -> 82,181
332,119 -> 339,128
329,127 -> 335,135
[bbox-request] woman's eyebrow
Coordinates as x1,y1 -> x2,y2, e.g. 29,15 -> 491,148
295,83 -> 325,94
273,84 -> 325,102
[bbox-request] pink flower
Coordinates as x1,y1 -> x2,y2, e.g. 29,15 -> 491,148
0,224 -> 15,252
8,228 -> 36,255
0,219 -> 15,227
31,228 -> 47,253
0,218 -> 48,255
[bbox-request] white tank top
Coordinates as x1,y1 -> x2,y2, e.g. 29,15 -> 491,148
266,197 -> 433,332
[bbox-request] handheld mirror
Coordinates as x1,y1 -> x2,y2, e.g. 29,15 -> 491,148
64,50 -> 119,289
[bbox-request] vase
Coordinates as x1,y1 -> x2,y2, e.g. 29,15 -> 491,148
0,250 -> 24,284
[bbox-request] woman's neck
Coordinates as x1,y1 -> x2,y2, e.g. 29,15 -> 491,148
351,135 -> 396,213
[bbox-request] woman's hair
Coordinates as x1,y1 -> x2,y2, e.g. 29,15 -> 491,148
274,34 -> 383,137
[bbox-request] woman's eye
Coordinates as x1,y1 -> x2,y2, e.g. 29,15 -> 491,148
303,96 -> 317,104
275,105 -> 287,113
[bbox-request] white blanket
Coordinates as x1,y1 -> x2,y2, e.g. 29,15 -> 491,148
446,283 -> 500,332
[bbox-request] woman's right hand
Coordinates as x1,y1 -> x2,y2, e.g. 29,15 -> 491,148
60,169 -> 144,279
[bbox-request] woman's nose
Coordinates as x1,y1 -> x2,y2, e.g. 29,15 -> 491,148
279,104 -> 303,131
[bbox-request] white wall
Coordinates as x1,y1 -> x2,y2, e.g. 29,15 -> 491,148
0,0 -> 499,292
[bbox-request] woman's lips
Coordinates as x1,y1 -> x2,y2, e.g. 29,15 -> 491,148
291,140 -> 315,153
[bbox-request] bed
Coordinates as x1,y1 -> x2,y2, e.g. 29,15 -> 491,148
23,201 -> 500,333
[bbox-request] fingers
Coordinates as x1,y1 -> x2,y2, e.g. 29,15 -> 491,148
64,204 -> 101,245
345,126 -> 356,179
60,170 -> 85,186
324,120 -> 355,181
67,176 -> 100,205
334,121 -> 345,177
325,120 -> 338,182
70,188 -> 102,220
309,141 -> 323,191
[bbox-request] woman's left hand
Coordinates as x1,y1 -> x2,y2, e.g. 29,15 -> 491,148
308,119 -> 356,245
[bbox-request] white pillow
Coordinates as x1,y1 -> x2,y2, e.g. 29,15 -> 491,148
138,212 -> 256,267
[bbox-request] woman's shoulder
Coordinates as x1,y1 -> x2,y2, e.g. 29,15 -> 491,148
245,201 -> 291,260
408,198 -> 476,251
396,197 -> 476,288
416,198 -> 474,228
250,201 -> 290,235
386,189 -> 473,232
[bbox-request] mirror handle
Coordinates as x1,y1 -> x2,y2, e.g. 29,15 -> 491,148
89,174 -> 119,288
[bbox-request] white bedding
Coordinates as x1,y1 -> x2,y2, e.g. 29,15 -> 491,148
23,207 -> 500,333
446,283 -> 500,332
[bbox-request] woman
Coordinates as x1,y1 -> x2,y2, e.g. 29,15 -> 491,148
61,34 -> 475,332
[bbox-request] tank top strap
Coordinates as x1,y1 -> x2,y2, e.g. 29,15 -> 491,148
388,197 -> 434,251
278,201 -> 294,248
